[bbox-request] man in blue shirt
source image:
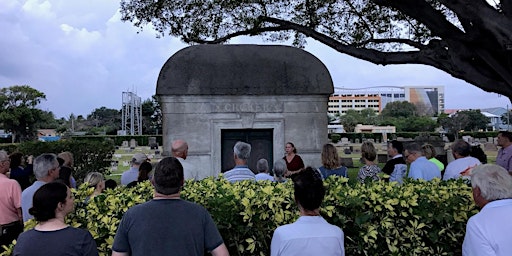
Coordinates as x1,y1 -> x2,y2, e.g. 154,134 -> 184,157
404,143 -> 441,181
255,158 -> 274,181
21,153 -> 60,221
120,153 -> 148,185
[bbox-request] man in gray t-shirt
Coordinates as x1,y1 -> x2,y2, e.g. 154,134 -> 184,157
112,157 -> 229,256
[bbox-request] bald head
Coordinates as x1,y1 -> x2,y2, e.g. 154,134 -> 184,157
172,140 -> 189,159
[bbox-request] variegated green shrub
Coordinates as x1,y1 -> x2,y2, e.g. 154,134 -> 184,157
1,177 -> 477,256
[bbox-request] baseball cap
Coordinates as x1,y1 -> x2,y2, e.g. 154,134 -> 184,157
132,153 -> 148,164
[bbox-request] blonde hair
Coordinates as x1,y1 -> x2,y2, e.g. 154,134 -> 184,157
361,141 -> 377,161
58,151 -> 74,167
421,144 -> 437,159
321,144 -> 341,169
84,172 -> 104,188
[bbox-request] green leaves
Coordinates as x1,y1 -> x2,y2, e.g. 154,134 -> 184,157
0,85 -> 47,142
0,176 -> 477,256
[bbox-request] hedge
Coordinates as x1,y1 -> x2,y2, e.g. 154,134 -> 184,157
0,140 -> 115,184
332,132 -> 442,142
70,135 -> 162,147
1,178 -> 477,256
331,131 -> 502,143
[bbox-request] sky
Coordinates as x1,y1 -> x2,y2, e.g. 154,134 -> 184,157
1,0 -> 510,119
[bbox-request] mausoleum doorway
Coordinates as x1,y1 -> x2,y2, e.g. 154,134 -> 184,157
221,129 -> 274,172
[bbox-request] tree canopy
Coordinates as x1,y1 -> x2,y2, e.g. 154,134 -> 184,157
120,0 -> 512,100
381,101 -> 417,118
335,106 -> 436,132
86,107 -> 122,135
438,110 -> 489,139
0,85 -> 46,142
141,96 -> 162,134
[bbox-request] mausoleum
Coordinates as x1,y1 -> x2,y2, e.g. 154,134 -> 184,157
156,44 -> 333,179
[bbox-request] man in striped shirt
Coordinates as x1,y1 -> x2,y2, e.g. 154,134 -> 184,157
223,141 -> 255,182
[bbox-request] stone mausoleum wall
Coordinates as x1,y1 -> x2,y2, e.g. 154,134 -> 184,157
157,44 -> 334,179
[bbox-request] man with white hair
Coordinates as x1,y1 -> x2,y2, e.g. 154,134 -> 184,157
0,150 -> 23,248
21,153 -> 60,222
462,164 -> 512,256
223,141 -> 255,182
255,158 -> 274,181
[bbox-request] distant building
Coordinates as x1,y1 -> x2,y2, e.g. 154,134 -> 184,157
445,107 -> 509,131
354,124 -> 396,134
481,111 -> 501,131
481,107 -> 510,131
37,129 -> 60,142
328,124 -> 345,134
0,129 -> 11,139
329,86 -> 445,115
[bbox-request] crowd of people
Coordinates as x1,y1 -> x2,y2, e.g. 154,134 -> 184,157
0,150 -> 118,255
1,133 -> 512,255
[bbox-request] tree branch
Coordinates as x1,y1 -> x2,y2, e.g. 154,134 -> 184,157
352,38 -> 426,49
371,0 -> 466,40
261,15 -> 512,96
182,25 -> 290,44
261,16 -> 431,64
500,0 -> 512,17
343,0 -> 374,36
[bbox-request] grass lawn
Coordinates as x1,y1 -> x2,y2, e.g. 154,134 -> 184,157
105,146 -> 163,184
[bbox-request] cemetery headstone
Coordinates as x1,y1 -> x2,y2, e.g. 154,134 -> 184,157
129,139 -> 137,149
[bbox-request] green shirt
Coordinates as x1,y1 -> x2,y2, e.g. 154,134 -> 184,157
429,158 -> 444,171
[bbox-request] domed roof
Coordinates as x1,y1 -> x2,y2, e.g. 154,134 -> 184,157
156,44 -> 333,96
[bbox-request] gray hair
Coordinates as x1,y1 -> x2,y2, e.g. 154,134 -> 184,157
0,150 -> 8,161
256,159 -> 269,173
471,164 -> 512,201
33,153 -> 59,179
404,143 -> 422,155
273,159 -> 287,178
233,141 -> 251,160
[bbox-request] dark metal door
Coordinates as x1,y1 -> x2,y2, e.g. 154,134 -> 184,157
221,129 -> 273,173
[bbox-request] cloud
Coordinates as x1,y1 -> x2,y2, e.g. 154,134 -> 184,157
22,0 -> 54,19
0,0 -> 510,119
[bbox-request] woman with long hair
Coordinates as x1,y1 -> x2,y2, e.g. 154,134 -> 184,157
318,143 -> 348,179
357,141 -> 382,183
283,142 -> 305,177
421,144 -> 444,171
83,172 -> 105,203
13,182 -> 98,255
127,161 -> 153,188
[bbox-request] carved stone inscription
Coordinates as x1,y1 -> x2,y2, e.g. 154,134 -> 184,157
211,102 -> 283,113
